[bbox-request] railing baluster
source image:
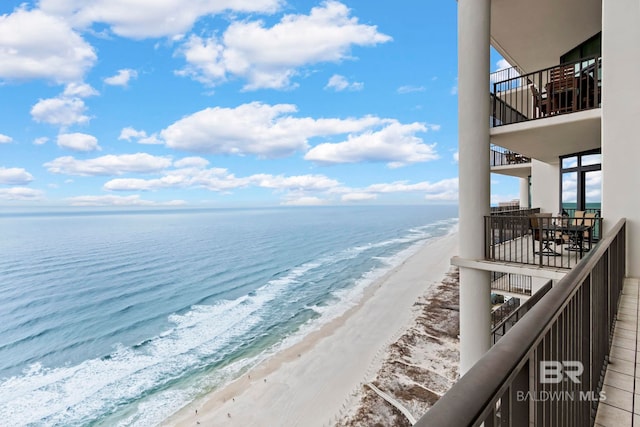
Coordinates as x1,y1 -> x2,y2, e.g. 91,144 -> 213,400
415,219 -> 626,427
490,56 -> 602,127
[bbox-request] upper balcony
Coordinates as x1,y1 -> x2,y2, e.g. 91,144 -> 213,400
491,56 -> 601,128
490,144 -> 531,178
490,0 -> 601,74
489,56 -> 602,164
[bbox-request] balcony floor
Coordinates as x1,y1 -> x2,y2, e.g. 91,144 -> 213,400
595,278 -> 640,426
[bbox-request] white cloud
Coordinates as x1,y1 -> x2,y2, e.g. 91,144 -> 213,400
160,102 -> 384,157
0,134 -> 12,143
96,155 -> 458,205
453,151 -> 459,162
0,8 -> 96,83
66,194 -> 187,206
365,178 -> 458,195
119,127 -> 147,141
340,178 -> 459,202
31,97 -> 90,126
119,127 -> 162,145
325,74 -> 363,91
585,170 -> 601,203
104,69 -> 138,86
34,137 -> 49,145
40,0 -> 282,39
104,168 -> 250,192
397,85 -> 425,94
251,174 -> 340,191
103,167 -> 340,194
63,82 -> 99,97
341,192 -> 377,202
0,167 -> 34,185
45,153 -> 172,176
491,58 -> 520,83
173,157 -> 210,169
57,133 -> 101,151
0,187 -> 44,200
281,196 -> 327,206
305,121 -> 438,167
177,1 -> 391,89
496,58 -> 512,71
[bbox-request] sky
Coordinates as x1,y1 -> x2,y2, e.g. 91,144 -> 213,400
0,0 -> 520,209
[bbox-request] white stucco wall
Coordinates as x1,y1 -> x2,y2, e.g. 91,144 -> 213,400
519,177 -> 530,208
530,160 -> 560,213
602,0 -> 640,278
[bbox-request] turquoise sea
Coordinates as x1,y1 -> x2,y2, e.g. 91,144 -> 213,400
0,205 -> 458,426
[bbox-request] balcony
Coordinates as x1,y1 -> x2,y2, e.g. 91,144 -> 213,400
415,219 -> 627,427
488,57 -> 602,164
490,144 -> 531,179
490,145 -> 530,167
485,212 -> 603,270
491,56 -> 601,128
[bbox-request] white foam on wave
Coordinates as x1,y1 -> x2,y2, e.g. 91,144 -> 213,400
0,217 -> 460,426
268,219 -> 458,357
0,259 -> 323,426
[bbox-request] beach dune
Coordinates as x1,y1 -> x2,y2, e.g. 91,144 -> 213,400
165,232 -> 458,427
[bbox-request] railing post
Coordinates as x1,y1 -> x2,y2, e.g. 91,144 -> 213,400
493,82 -> 497,127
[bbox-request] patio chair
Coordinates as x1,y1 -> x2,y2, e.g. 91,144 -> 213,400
530,213 -> 561,256
562,210 -> 586,251
582,212 -> 598,249
530,84 -> 548,118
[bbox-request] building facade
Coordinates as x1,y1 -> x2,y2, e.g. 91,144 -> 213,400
454,0 -> 640,373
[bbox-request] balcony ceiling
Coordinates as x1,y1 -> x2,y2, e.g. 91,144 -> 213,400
490,110 -> 601,164
491,0 -> 602,73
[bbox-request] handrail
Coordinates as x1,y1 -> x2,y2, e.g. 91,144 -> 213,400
415,218 -> 626,426
491,55 -> 602,127
490,144 -> 531,167
491,280 -> 552,345
485,214 -> 602,269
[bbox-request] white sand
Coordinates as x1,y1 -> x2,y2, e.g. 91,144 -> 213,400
164,232 -> 458,427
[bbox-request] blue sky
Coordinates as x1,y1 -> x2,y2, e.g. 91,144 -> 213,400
0,0 -> 518,208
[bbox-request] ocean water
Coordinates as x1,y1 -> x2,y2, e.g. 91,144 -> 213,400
0,205 -> 458,426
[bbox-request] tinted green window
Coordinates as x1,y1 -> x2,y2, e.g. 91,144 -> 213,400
560,32 -> 601,64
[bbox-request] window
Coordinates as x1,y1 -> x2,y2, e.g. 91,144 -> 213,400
560,32 -> 601,64
559,150 -> 601,212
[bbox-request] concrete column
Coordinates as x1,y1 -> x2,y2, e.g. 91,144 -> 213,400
531,160 -> 560,213
458,0 -> 491,374
519,177 -> 530,208
602,0 -> 640,277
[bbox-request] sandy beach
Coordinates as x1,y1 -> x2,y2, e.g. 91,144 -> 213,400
164,232 -> 459,427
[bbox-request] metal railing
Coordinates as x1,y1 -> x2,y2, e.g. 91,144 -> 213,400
415,218 -> 626,427
490,207 -> 540,216
485,214 -> 603,269
490,145 -> 531,167
491,56 -> 602,127
563,208 -> 603,242
491,271 -> 533,296
491,280 -> 552,346
491,297 -> 521,328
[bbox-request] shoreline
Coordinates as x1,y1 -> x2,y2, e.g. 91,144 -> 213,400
164,232 -> 459,426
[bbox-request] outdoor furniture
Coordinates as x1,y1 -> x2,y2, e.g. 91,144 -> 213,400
530,213 -> 561,256
546,64 -> 578,114
530,84 -> 548,118
581,212 -> 598,251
